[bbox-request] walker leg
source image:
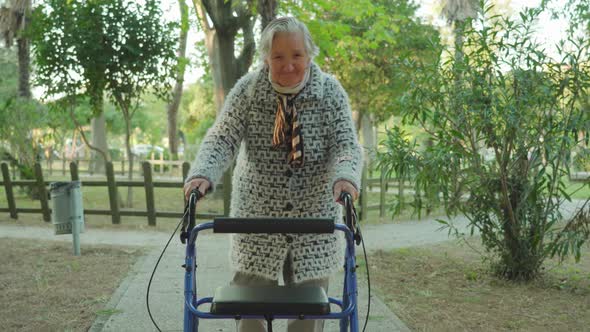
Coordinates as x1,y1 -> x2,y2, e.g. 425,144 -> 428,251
340,261 -> 350,332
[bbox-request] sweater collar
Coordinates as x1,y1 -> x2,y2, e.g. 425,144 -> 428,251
260,62 -> 323,102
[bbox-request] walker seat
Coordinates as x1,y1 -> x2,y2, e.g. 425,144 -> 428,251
210,285 -> 330,316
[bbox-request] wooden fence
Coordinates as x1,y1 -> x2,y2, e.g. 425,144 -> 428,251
32,153 -> 185,178
0,161 -> 224,225
0,159 -> 412,224
359,166 -> 414,220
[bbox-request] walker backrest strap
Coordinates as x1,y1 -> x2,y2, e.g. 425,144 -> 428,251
213,217 -> 335,234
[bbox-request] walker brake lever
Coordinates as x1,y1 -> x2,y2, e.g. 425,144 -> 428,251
340,192 -> 362,245
180,189 -> 201,244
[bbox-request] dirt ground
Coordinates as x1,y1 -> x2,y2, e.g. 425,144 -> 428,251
0,238 -> 144,331
368,239 -> 590,331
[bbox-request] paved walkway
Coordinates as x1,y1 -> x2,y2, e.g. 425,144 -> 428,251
0,199 -> 585,331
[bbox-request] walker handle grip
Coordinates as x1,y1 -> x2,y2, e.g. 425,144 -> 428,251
339,191 -> 361,245
180,189 -> 202,243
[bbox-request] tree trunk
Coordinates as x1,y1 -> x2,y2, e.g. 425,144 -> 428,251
117,103 -> 135,208
91,111 -> 109,174
360,112 -> 376,165
192,0 -> 256,110
16,37 -> 30,99
257,0 -> 277,30
125,120 -> 134,208
167,0 -> 189,158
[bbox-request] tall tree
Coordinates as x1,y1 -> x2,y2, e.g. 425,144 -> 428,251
0,47 -> 44,186
30,0 -> 112,170
0,0 -> 40,194
0,0 -> 31,99
191,0 -> 255,111
167,0 -> 189,158
191,0 -> 276,110
31,0 -> 177,207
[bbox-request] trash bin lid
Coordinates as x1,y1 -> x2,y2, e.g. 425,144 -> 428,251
49,181 -> 81,192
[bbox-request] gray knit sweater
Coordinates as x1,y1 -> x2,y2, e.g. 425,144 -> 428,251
187,63 -> 363,283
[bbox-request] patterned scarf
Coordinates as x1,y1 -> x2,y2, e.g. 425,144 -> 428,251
269,66 -> 310,167
272,94 -> 304,167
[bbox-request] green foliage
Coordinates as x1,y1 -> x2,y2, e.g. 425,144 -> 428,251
378,2 -> 590,280
180,75 -> 216,152
283,0 -> 440,120
0,48 -> 48,172
30,0 -> 177,112
29,0 -> 177,166
0,48 -> 18,102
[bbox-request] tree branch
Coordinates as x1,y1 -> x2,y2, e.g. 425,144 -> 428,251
200,0 -> 219,29
67,105 -> 109,162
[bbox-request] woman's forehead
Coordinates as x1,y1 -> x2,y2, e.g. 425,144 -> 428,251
271,32 -> 305,51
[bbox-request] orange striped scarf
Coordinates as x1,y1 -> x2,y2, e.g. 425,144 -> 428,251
272,94 -> 304,167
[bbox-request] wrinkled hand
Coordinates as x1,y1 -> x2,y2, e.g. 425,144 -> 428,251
183,178 -> 211,201
333,180 -> 358,205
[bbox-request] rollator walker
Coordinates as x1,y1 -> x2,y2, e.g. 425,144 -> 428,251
180,190 -> 363,332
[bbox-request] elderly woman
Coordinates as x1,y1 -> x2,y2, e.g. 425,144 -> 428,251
183,17 -> 362,332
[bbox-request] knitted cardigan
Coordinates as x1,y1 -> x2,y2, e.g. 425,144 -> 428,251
186,63 -> 363,283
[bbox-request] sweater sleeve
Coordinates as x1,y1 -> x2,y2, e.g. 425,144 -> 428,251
326,76 -> 364,192
185,74 -> 252,190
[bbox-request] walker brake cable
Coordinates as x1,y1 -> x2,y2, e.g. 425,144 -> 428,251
146,189 -> 200,332
343,192 -> 371,332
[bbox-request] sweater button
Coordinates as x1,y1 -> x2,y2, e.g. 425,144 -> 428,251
284,203 -> 293,211
285,169 -> 293,177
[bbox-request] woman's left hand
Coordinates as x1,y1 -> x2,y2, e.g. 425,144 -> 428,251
333,180 -> 359,205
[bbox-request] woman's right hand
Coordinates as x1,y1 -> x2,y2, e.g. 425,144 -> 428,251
183,178 -> 211,201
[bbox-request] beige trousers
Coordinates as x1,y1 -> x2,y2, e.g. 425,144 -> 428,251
231,252 -> 330,332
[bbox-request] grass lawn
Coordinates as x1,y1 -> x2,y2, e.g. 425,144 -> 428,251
366,239 -> 590,331
0,238 -> 144,331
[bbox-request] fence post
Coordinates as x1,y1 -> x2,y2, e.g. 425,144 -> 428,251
1,163 -> 18,219
62,157 -> 66,176
182,162 -> 190,182
143,162 -> 156,226
106,162 -> 121,224
380,170 -> 386,218
70,161 -> 79,181
34,163 -> 51,222
159,153 -> 164,174
360,163 -> 368,222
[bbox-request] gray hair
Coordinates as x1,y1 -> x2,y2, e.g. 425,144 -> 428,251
258,17 -> 319,64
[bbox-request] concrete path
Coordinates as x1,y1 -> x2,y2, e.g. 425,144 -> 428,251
0,199 -> 585,331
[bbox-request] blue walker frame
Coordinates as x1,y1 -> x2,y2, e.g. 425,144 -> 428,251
181,193 -> 361,332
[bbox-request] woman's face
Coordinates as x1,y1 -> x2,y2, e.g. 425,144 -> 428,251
267,32 -> 310,87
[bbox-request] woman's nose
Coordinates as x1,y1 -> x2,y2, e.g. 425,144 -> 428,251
283,62 -> 295,72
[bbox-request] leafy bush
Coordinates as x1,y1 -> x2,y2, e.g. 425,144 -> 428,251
378,3 -> 590,280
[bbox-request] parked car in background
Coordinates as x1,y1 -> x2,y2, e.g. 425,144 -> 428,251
64,138 -> 87,159
130,144 -> 164,158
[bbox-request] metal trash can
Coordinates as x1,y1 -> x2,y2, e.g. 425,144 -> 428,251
49,181 -> 85,235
